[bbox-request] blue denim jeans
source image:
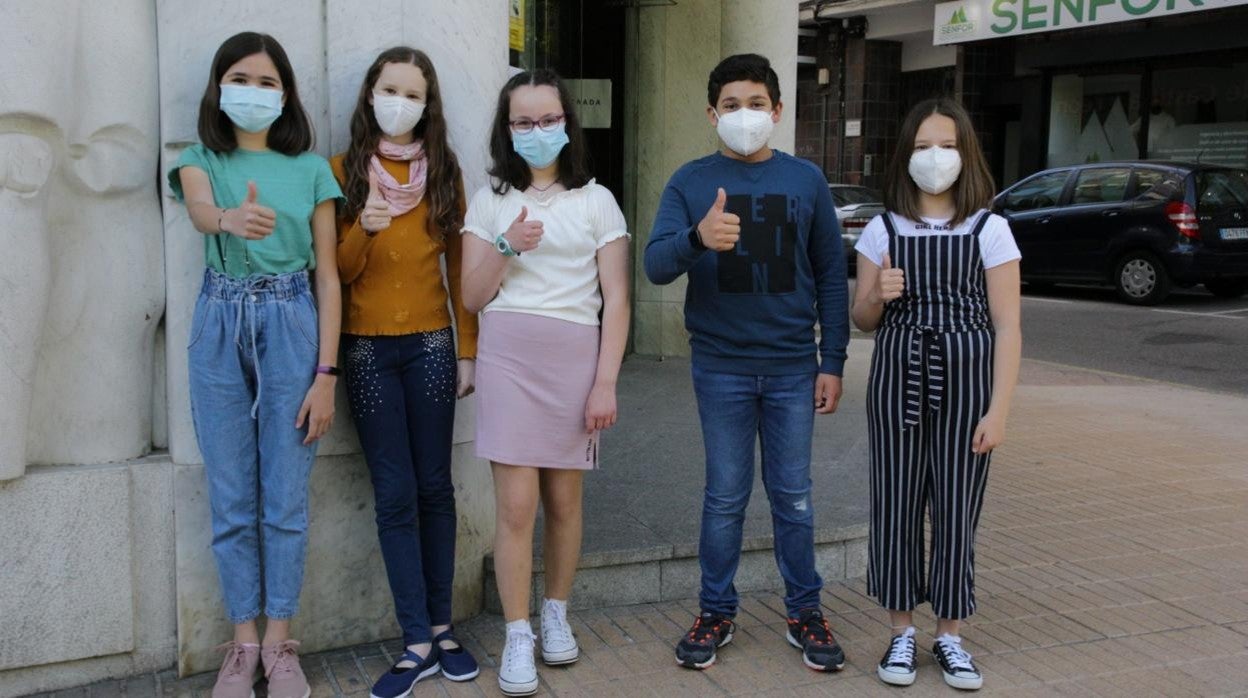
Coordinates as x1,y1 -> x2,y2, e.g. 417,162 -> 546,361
343,330 -> 457,645
692,364 -> 823,618
188,268 -> 319,624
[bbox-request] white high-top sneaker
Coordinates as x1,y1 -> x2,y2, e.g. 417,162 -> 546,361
540,599 -> 579,665
498,623 -> 538,696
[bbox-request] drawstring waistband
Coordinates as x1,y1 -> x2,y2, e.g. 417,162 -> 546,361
903,327 -> 944,428
200,268 -> 310,419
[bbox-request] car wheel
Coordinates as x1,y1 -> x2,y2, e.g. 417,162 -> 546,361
1113,251 -> 1171,305
1205,278 -> 1248,299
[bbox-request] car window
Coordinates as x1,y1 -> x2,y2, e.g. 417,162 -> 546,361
830,186 -> 881,207
1197,170 -> 1248,210
1070,167 -> 1130,205
1133,168 -> 1184,202
1001,171 -> 1069,212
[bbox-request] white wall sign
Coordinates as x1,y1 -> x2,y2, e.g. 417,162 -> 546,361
845,119 -> 862,137
933,0 -> 1248,45
564,78 -> 612,129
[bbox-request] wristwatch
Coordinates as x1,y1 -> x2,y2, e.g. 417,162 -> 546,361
495,233 -> 520,257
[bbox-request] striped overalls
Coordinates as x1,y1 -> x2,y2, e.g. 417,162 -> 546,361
866,210 -> 994,620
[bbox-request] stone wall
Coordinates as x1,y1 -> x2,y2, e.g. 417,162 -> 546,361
0,2 -> 506,694
627,0 -> 799,359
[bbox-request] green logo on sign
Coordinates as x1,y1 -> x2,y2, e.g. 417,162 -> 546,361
939,5 -> 976,38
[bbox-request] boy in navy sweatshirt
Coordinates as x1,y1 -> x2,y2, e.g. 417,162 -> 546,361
644,54 -> 849,673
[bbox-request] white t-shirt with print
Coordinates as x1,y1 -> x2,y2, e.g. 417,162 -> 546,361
462,180 -> 629,326
854,211 -> 1021,270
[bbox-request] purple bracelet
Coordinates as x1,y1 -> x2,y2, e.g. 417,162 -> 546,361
316,365 -> 341,376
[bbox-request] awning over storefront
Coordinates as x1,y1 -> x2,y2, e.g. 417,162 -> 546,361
933,0 -> 1248,45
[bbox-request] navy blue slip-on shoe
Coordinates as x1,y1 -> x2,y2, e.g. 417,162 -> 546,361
434,628 -> 480,682
369,648 -> 441,698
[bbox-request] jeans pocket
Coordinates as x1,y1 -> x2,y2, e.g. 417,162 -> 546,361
186,296 -> 210,350
288,293 -> 320,350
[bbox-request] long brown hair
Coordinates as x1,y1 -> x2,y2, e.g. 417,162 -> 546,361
487,69 -> 592,195
341,47 -> 463,239
197,32 -> 314,155
883,98 -> 995,227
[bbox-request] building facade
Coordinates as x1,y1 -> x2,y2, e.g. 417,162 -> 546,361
795,0 -> 1248,191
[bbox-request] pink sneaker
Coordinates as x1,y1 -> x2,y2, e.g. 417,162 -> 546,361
262,640 -> 311,698
212,641 -> 260,698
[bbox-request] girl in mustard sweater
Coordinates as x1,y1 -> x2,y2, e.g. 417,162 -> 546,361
331,47 -> 479,696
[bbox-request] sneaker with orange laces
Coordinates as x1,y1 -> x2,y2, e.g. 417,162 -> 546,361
212,641 -> 260,698
786,608 -> 845,672
262,640 -> 311,698
675,612 -> 735,669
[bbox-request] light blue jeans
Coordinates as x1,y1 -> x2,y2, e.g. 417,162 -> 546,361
188,268 -> 319,624
692,364 -> 823,618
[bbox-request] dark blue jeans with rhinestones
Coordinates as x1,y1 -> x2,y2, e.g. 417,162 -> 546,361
343,329 -> 458,645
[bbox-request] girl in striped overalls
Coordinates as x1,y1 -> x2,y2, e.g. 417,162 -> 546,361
851,98 -> 1022,691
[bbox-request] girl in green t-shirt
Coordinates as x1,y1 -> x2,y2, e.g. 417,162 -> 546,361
168,31 -> 342,698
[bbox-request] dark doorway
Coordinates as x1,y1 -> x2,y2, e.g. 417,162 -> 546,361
513,0 -> 628,201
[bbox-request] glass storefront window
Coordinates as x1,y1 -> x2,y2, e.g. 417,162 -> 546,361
1149,61 -> 1248,168
1047,72 -> 1141,168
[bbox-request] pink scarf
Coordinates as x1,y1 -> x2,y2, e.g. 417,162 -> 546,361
369,139 -> 428,216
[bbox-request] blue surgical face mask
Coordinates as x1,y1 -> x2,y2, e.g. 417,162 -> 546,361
219,84 -> 284,133
511,122 -> 570,168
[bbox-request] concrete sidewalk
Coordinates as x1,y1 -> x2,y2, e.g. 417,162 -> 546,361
40,357 -> 1248,697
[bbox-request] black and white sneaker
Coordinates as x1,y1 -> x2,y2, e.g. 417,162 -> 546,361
932,634 -> 983,690
675,612 -> 734,670
785,608 -> 845,672
877,626 -> 917,686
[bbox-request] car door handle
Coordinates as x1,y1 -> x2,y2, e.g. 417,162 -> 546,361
1038,216 -> 1052,224
1102,210 -> 1120,217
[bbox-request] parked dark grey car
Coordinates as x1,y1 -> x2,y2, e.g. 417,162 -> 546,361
993,161 -> 1248,304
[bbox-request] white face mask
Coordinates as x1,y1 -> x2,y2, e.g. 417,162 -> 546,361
715,108 -> 775,156
908,146 -> 962,195
373,93 -> 426,137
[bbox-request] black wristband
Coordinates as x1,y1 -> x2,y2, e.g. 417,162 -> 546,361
688,225 -> 708,251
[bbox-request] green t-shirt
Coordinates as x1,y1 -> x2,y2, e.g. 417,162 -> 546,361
169,144 -> 344,278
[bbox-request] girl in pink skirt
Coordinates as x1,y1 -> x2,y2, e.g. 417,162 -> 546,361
460,69 -> 630,697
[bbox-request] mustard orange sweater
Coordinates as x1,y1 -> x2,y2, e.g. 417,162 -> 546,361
331,155 -> 477,358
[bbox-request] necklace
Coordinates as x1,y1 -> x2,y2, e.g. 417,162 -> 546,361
527,178 -> 564,202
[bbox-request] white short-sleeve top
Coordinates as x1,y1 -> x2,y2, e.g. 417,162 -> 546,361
854,211 -> 1021,270
462,179 -> 629,326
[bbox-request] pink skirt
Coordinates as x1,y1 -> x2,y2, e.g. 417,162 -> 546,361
475,310 -> 601,469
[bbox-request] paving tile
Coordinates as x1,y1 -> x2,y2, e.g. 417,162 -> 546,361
39,368 -> 1248,698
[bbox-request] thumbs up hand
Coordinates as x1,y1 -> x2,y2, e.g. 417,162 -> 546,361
220,180 -> 276,240
360,170 -> 392,234
504,205 -> 544,253
696,187 -> 740,252
874,251 -> 906,304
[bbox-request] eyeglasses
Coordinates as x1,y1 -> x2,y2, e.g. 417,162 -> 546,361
509,114 -> 565,134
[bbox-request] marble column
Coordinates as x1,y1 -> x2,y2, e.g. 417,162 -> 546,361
720,0 -> 799,155
626,0 -> 722,360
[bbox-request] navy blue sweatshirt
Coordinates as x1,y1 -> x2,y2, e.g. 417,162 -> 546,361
644,151 -> 849,376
